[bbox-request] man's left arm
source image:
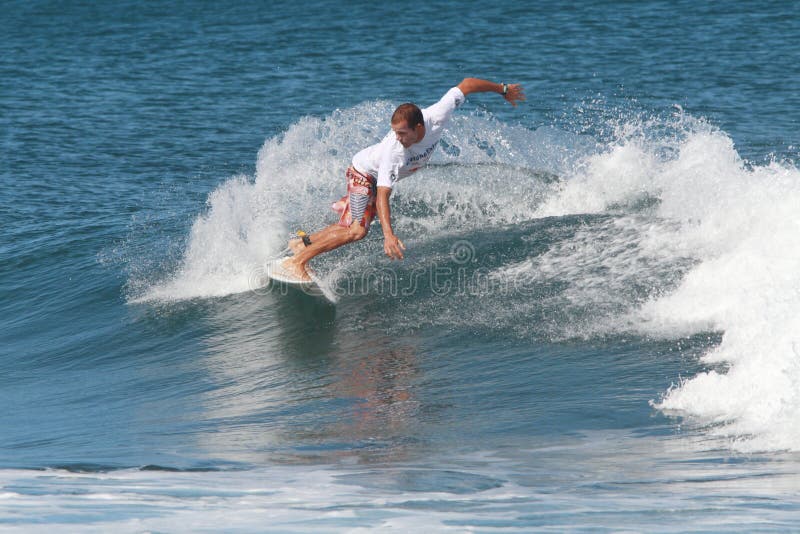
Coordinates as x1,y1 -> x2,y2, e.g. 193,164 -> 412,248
456,78 -> 525,107
376,186 -> 405,260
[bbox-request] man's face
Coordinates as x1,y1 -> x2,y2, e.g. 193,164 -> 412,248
392,120 -> 422,148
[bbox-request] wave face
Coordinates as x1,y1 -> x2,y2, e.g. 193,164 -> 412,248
131,102 -> 800,453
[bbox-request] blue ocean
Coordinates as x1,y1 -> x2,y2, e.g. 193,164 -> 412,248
3,1 -> 800,531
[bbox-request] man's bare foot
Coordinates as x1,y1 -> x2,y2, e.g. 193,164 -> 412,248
288,238 -> 304,255
281,257 -> 311,281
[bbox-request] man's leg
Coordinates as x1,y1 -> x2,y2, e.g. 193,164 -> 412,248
288,226 -> 336,255
282,221 -> 367,280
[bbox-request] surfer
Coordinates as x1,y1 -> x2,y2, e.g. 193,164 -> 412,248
283,78 -> 525,281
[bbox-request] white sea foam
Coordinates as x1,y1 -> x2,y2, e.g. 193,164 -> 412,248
132,103 -> 394,302
643,148 -> 800,453
4,435 -> 800,532
527,115 -> 800,452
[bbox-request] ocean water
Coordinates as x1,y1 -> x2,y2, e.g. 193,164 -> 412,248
2,0 -> 800,531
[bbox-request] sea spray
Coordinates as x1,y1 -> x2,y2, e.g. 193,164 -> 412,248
133,100 -> 800,452
134,103 -> 585,302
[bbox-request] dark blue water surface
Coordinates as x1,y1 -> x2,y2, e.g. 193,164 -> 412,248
2,1 -> 800,531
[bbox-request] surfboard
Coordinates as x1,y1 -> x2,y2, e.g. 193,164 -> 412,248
266,256 -> 316,287
265,256 -> 336,302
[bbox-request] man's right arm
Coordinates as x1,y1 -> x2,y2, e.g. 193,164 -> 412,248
377,186 -> 405,260
456,78 -> 525,107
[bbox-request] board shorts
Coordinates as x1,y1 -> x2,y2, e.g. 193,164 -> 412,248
331,166 -> 377,230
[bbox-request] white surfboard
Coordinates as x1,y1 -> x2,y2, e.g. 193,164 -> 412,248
265,256 -> 337,302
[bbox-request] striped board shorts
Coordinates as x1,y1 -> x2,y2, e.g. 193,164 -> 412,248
331,166 -> 378,230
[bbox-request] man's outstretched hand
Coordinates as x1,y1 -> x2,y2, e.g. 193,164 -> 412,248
384,234 -> 406,260
503,84 -> 525,107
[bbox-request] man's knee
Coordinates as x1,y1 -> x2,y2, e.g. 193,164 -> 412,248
348,223 -> 368,242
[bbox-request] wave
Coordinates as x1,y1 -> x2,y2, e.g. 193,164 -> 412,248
523,112 -> 800,452
129,101 -> 800,452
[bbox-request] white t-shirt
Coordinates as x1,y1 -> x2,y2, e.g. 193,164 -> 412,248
351,86 -> 466,189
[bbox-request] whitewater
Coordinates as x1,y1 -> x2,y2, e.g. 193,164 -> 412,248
132,99 -> 800,457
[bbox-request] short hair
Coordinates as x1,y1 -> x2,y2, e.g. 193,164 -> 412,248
391,103 -> 423,128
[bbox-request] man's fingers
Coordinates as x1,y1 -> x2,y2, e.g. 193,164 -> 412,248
393,246 -> 404,259
506,84 -> 526,107
384,237 -> 405,259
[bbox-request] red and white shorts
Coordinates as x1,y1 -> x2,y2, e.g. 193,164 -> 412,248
331,166 -> 378,230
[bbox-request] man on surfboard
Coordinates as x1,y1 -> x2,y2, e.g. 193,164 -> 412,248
282,78 -> 525,281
